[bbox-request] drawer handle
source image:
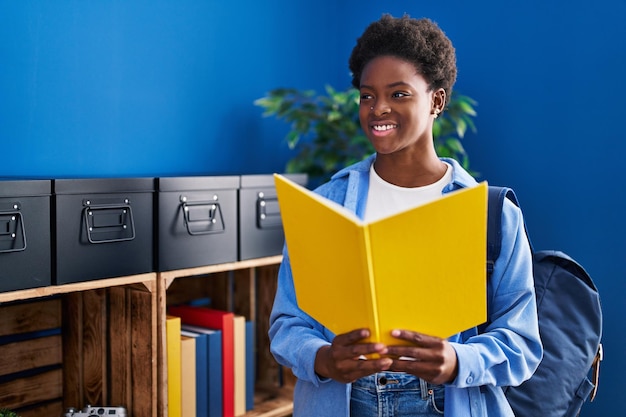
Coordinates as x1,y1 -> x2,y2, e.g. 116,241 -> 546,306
0,204 -> 27,253
257,194 -> 282,230
83,202 -> 136,244
181,198 -> 226,236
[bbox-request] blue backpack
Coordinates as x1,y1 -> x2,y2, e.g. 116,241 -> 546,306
487,186 -> 603,417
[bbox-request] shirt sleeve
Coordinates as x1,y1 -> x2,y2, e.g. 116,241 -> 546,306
268,247 -> 334,386
449,198 -> 543,388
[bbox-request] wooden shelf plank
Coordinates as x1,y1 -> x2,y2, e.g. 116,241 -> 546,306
0,272 -> 157,304
244,386 -> 293,417
160,255 -> 282,288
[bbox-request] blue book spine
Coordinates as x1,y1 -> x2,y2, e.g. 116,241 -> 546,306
245,320 -> 255,411
182,324 -> 223,417
207,329 -> 223,417
181,329 -> 209,417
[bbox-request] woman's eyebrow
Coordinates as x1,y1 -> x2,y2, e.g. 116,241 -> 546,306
360,81 -> 412,90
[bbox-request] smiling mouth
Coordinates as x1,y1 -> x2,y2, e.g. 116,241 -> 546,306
372,124 -> 398,132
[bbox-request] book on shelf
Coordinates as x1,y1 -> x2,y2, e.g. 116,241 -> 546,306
274,174 -> 488,345
182,325 -> 223,417
233,315 -> 246,416
245,320 -> 255,411
181,335 -> 197,417
170,305 -> 234,417
181,329 -> 210,417
166,315 -> 182,417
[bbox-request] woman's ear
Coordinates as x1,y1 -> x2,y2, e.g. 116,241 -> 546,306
431,88 -> 446,116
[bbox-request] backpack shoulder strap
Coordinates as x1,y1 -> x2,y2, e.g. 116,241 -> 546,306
487,186 -> 522,275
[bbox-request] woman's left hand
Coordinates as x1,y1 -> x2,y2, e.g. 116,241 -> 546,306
386,329 -> 458,385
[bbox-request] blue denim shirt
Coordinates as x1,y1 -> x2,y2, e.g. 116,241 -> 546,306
269,155 -> 543,417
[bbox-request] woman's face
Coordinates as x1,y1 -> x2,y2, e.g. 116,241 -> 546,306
358,55 -> 442,157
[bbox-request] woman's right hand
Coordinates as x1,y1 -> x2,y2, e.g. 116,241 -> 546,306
314,328 -> 392,383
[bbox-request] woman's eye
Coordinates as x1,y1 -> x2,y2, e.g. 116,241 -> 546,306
392,92 -> 410,98
360,93 -> 373,100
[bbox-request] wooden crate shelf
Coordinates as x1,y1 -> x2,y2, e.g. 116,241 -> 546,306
158,256 -> 294,417
1,256 -> 294,417
0,273 -> 158,417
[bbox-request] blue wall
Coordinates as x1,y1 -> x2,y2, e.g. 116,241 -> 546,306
0,0 -> 345,177
1,1 -> 624,415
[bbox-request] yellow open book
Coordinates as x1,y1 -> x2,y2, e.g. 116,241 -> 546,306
274,174 -> 488,345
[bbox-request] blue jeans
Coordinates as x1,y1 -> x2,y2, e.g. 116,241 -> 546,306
350,372 -> 444,417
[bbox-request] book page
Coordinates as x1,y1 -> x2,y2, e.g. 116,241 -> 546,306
274,174 -> 377,338
367,183 -> 487,344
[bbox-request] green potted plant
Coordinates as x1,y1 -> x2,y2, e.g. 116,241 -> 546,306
0,409 -> 20,417
255,85 -> 477,187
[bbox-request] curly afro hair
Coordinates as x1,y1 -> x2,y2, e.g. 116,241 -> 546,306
349,14 -> 457,105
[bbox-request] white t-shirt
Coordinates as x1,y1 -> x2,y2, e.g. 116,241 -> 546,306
363,162 -> 452,223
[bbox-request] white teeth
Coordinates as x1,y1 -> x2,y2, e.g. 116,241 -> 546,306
372,124 -> 397,131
